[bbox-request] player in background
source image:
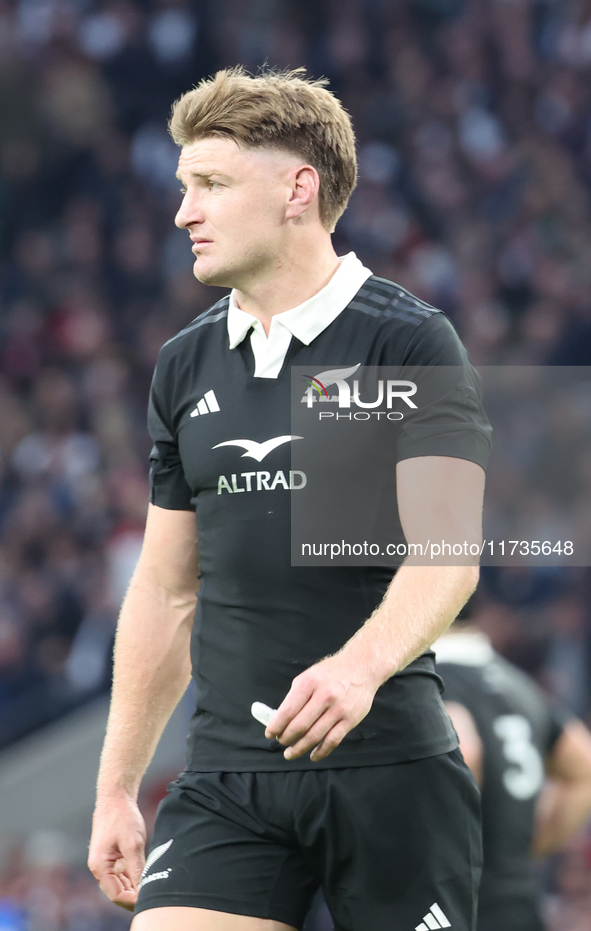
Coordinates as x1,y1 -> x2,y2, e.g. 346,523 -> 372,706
434,596 -> 591,931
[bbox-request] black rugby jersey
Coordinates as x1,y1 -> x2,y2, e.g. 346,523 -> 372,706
148,276 -> 492,771
436,634 -> 570,929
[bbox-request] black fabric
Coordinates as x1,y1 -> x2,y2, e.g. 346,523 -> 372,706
476,896 -> 544,931
134,751 -> 482,931
438,652 -> 572,930
147,277 -> 491,771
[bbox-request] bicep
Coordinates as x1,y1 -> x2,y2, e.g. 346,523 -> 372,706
546,720 -> 591,783
136,503 -> 200,597
396,456 -> 485,563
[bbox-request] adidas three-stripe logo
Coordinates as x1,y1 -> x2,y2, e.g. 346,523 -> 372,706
415,902 -> 451,930
190,390 -> 220,417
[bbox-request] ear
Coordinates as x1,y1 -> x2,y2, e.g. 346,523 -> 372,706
285,164 -> 320,221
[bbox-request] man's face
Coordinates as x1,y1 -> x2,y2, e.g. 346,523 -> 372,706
175,136 -> 305,289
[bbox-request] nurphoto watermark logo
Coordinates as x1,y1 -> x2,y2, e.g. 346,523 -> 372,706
291,365 -> 591,568
301,364 -> 417,420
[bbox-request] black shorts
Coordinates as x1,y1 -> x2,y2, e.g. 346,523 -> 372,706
477,893 -> 544,931
135,749 -> 481,931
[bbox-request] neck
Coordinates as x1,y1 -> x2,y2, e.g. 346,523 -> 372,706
233,233 -> 340,333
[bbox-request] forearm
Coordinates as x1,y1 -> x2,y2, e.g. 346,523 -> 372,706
533,780 -> 591,857
339,563 -> 479,687
268,457 -> 483,761
268,563 -> 478,761
97,571 -> 195,801
533,720 -> 591,857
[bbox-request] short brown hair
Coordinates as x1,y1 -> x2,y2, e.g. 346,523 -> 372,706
169,67 -> 357,232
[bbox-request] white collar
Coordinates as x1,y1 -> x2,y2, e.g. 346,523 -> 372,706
432,631 -> 496,667
227,252 -> 372,350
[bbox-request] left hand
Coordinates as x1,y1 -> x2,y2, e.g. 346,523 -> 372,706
265,652 -> 378,762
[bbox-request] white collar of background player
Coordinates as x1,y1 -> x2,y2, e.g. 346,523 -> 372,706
432,632 -> 495,667
226,252 -> 372,379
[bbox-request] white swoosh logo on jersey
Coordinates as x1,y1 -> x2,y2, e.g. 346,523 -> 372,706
212,435 -> 303,462
141,839 -> 173,879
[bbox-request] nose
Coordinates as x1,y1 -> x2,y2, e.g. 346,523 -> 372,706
175,191 -> 205,230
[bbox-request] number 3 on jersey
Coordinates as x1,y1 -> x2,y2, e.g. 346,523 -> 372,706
493,715 -> 544,800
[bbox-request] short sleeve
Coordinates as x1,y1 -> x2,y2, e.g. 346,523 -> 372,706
544,697 -> 573,755
147,361 -> 195,511
394,313 -> 492,470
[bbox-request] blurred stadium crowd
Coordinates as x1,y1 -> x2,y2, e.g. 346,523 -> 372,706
1,0 -> 591,927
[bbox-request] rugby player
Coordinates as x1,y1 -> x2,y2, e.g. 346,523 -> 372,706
435,604 -> 591,931
89,68 -> 492,931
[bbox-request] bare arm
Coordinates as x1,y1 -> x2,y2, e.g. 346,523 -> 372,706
444,701 -> 484,784
268,456 -> 484,761
88,503 -> 199,910
532,720 -> 591,858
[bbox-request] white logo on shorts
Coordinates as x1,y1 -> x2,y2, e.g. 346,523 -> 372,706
140,868 -> 172,888
140,838 -> 173,888
415,902 -> 451,930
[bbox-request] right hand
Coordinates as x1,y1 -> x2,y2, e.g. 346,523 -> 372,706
88,794 -> 147,911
